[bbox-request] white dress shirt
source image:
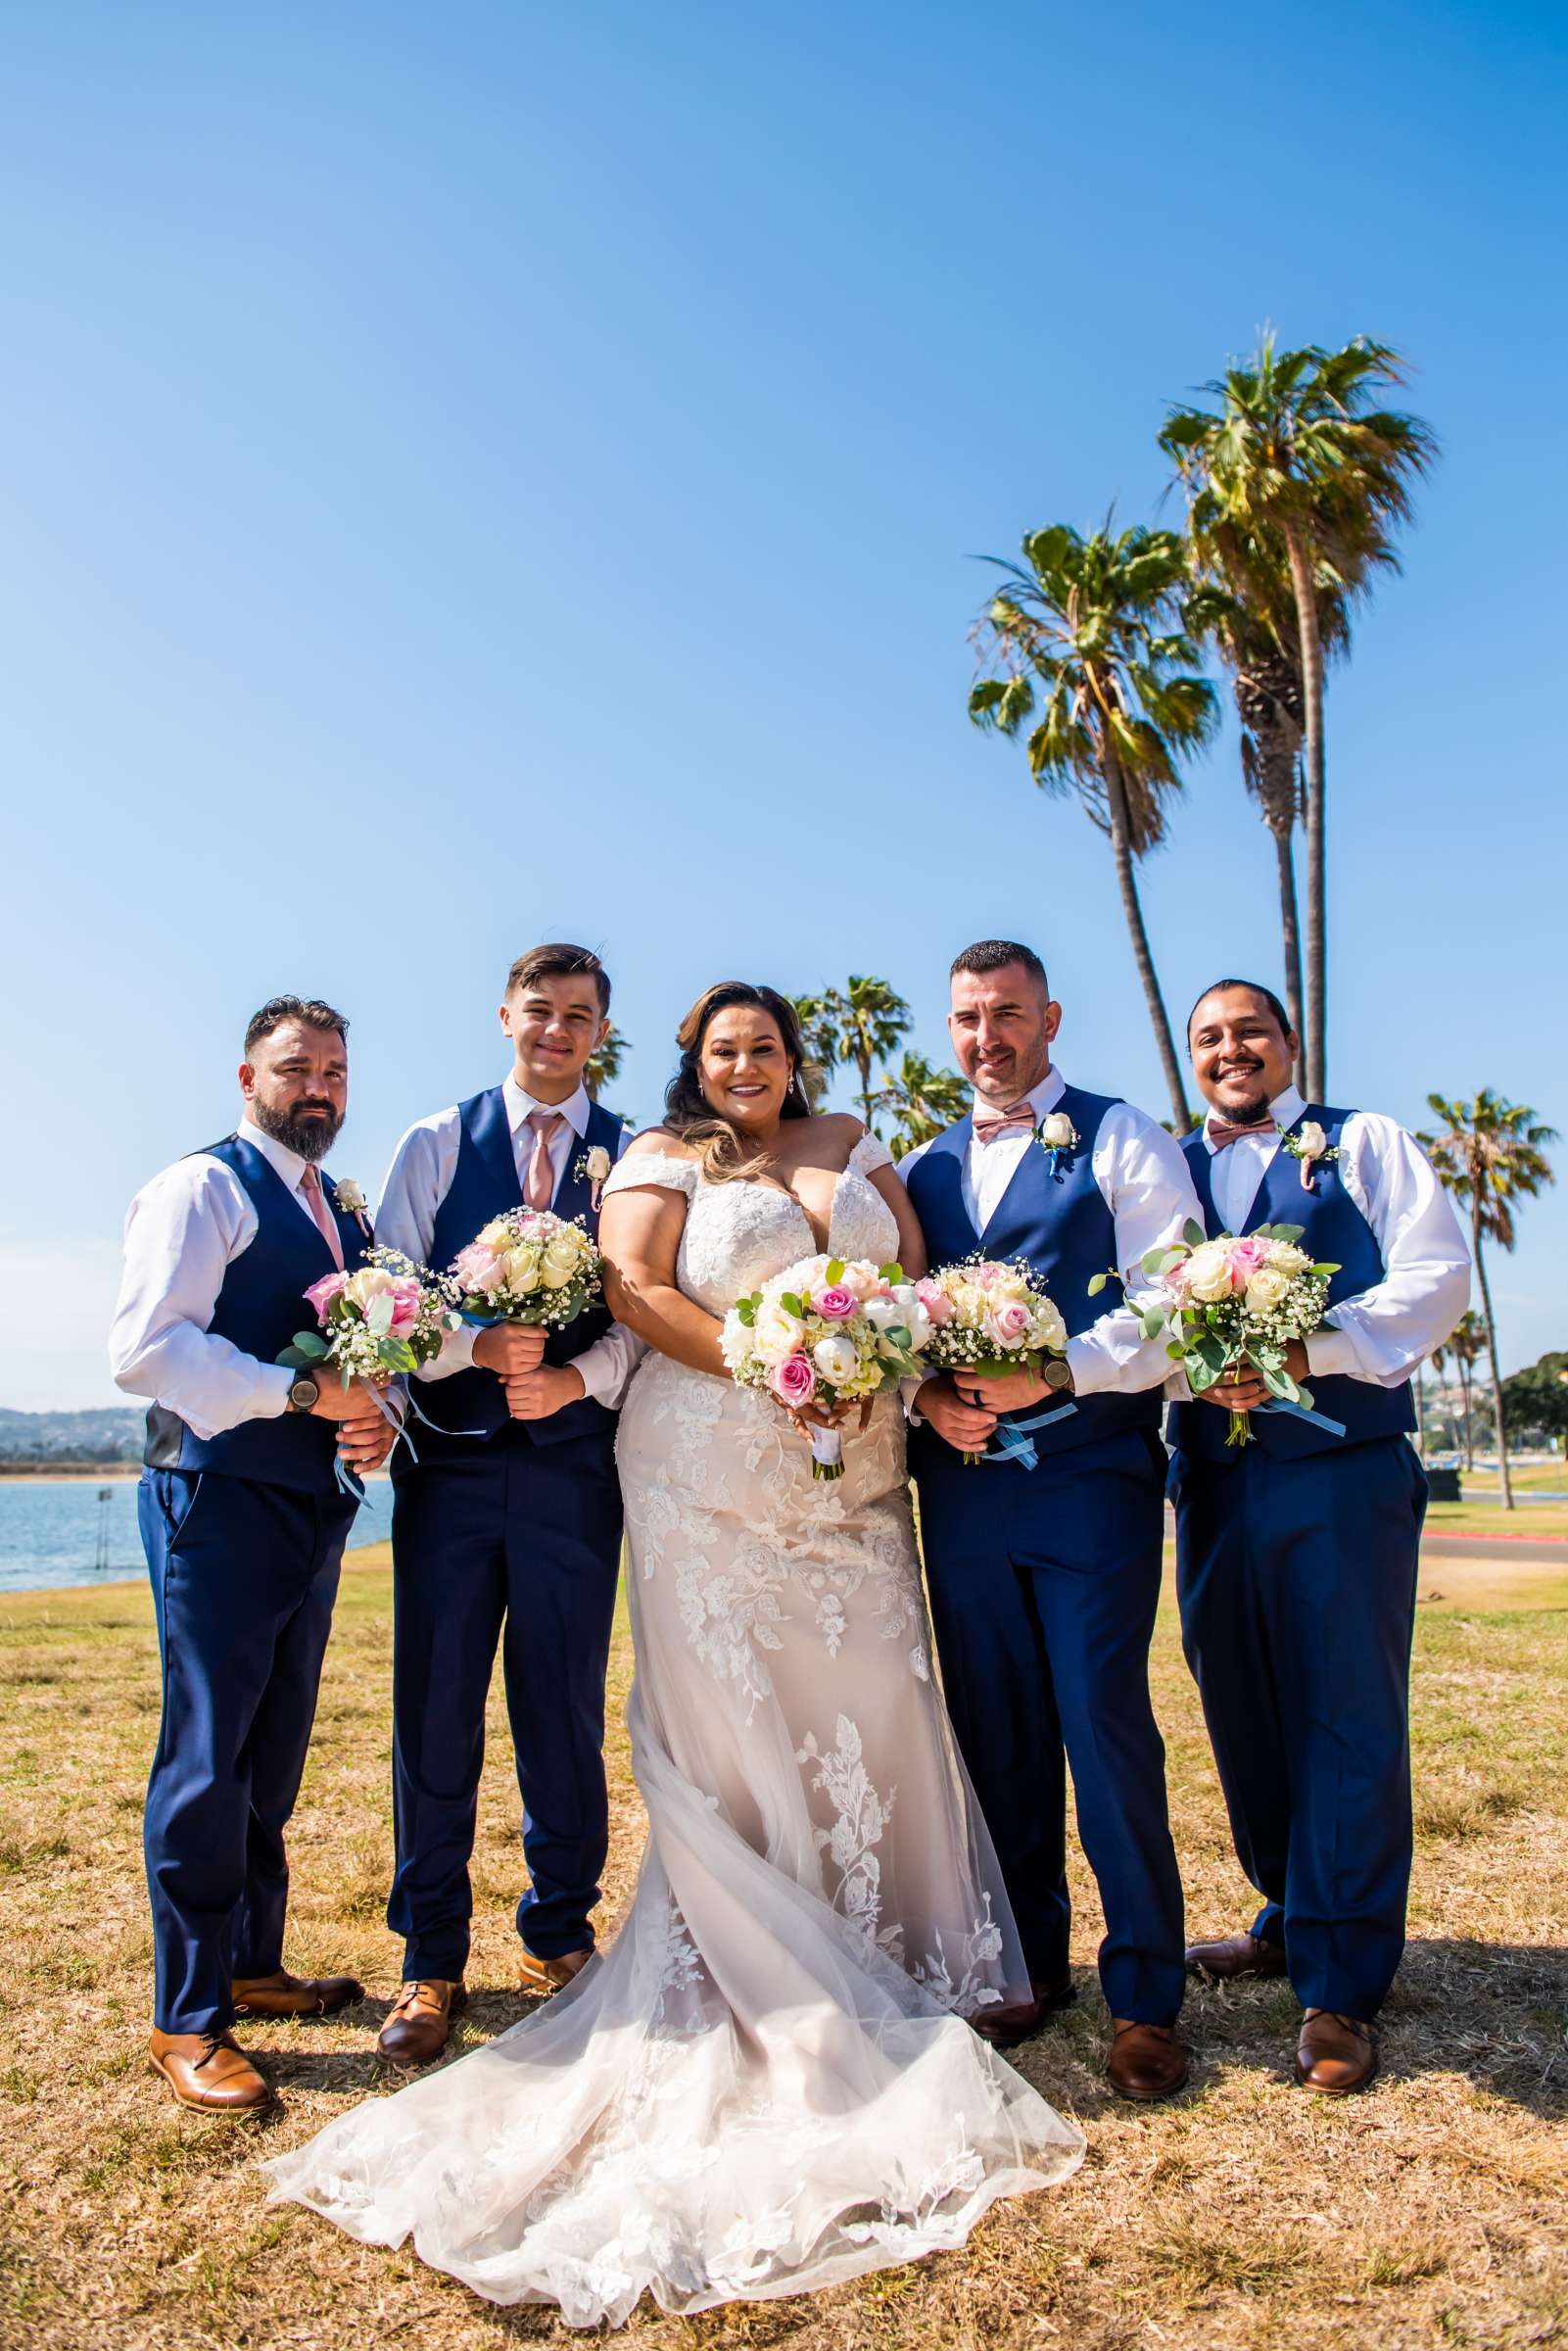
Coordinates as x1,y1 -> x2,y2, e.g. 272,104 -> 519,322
1194,1084 -> 1470,1385
900,1067 -> 1205,1397
110,1116 -> 353,1440
376,1073 -> 643,1407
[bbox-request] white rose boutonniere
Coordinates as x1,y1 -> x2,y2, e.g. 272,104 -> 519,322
330,1177 -> 372,1234
1035,1111 -> 1080,1177
1280,1120 -> 1340,1192
575,1144 -> 613,1212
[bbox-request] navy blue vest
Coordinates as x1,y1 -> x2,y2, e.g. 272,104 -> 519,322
1166,1104 -> 1416,1463
906,1083 -> 1161,1467
418,1085 -> 623,1450
144,1132 -> 374,1493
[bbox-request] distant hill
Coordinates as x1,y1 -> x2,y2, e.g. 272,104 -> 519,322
0,1407 -> 144,1463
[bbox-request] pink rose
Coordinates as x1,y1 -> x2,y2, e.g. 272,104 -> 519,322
305,1271 -> 349,1322
915,1278 -> 953,1326
1226,1236 -> 1269,1279
988,1299 -> 1031,1348
813,1284 -> 859,1321
973,1260 -> 1003,1288
452,1243 -> 505,1294
768,1353 -> 817,1407
388,1276 -> 423,1336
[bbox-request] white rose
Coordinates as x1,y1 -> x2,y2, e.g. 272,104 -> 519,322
720,1313 -> 752,1371
862,1296 -> 900,1332
901,1301 -> 933,1351
1031,1299 -> 1069,1352
506,1251 -> 542,1297
811,1332 -> 860,1386
333,1178 -> 367,1214
1295,1121 -> 1327,1160
543,1232 -> 582,1275
752,1302 -> 806,1366
1244,1262 -> 1292,1312
1038,1112 -> 1076,1150
585,1145 -> 611,1182
1184,1240 -> 1237,1305
479,1218 -> 513,1250
345,1267 -> 393,1309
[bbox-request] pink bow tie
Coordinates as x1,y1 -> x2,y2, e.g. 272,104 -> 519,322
973,1101 -> 1037,1143
1209,1116 -> 1276,1151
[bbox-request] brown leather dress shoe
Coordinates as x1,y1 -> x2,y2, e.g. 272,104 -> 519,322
1108,2019 -> 1189,2103
149,2029 -> 272,2113
232,1967 -> 364,2019
972,1975 -> 1076,2049
1184,1930 -> 1288,1981
517,1946 -> 593,1995
1296,2009 -> 1377,2094
377,1979 -> 466,2069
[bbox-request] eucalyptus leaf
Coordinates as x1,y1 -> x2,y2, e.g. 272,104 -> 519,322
1186,1356 -> 1218,1392
826,1260 -> 844,1285
1183,1219 -> 1206,1248
780,1293 -> 804,1319
366,1293 -> 395,1335
1140,1244 -> 1169,1275
292,1330 -> 329,1359
1087,1272 -> 1108,1297
880,1262 -> 904,1284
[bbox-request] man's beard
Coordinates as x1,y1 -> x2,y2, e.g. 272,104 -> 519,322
252,1096 -> 343,1163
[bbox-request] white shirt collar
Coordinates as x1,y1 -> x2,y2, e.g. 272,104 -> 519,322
1201,1081 -> 1306,1152
238,1113 -> 319,1194
970,1064 -> 1064,1136
502,1072 -> 591,1141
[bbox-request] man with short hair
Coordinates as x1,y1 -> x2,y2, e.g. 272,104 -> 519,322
373,945 -> 641,2064
902,940 -> 1202,2102
113,997 -> 397,2111
1169,980 -> 1468,2093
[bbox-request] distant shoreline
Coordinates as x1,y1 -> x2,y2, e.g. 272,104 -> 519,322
0,1463 -> 139,1480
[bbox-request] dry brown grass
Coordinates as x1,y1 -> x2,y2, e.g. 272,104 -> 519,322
2,1548 -> 1565,2351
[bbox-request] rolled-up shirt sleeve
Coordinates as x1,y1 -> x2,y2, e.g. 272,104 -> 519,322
573,1120 -> 646,1406
1067,1108 -> 1204,1397
1305,1115 -> 1471,1385
109,1160 -> 293,1439
376,1114 -> 481,1380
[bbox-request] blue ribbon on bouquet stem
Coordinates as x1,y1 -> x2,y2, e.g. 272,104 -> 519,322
331,1380 -> 416,1503
976,1397 -> 1078,1470
1255,1397 -> 1347,1438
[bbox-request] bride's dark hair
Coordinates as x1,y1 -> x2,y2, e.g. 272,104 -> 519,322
663,983 -> 813,1182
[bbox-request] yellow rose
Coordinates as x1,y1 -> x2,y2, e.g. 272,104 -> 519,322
1244,1262 -> 1291,1312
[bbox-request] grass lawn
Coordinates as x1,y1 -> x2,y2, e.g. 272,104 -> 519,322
2,1546 -> 1565,2351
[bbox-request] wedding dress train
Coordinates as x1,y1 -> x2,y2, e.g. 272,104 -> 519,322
263,1132 -> 1083,2326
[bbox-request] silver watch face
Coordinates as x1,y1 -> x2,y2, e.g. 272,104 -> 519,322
290,1376 -> 320,1412
1042,1358 -> 1072,1390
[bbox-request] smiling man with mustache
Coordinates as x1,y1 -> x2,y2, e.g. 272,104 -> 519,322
1168,980 -> 1470,2094
112,996 -> 397,2111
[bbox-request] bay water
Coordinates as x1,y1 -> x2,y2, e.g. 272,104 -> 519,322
0,1475 -> 394,1595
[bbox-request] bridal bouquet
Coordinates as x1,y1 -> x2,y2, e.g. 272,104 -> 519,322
449,1209 -> 603,1330
280,1250 -> 463,1386
722,1254 -> 934,1479
923,1257 -> 1071,1464
1133,1219 -> 1339,1447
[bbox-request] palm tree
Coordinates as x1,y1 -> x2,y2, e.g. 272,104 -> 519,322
1431,1307 -> 1486,1471
870,1050 -> 971,1161
970,520 -> 1216,1129
788,993 -> 839,1112
1162,337 -> 1437,1098
1418,1093 -> 1557,1510
584,1023 -> 627,1103
789,979 -> 912,1128
1184,525 -> 1350,1080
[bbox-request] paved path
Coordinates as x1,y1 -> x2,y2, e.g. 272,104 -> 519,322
1423,1533 -> 1568,1563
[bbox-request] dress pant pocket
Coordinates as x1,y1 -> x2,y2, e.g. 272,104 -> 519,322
157,1468 -> 208,1552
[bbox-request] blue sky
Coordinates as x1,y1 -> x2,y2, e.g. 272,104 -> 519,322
3,0 -> 1563,1408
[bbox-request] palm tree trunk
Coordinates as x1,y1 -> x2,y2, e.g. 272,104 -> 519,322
854,1044 -> 874,1128
1471,1214 -> 1513,1511
1269,817 -> 1307,1090
1282,519 -> 1327,1100
1460,1359 -> 1474,1470
1102,739 -> 1192,1130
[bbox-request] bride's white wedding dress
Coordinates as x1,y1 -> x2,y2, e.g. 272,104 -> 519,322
263,1133 -> 1083,2327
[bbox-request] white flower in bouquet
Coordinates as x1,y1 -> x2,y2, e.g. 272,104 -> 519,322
1137,1218 -> 1341,1446
450,1210 -> 602,1329
723,1252 -> 932,1479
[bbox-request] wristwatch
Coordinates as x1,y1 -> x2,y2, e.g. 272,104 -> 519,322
1040,1358 -> 1073,1392
287,1374 -> 320,1414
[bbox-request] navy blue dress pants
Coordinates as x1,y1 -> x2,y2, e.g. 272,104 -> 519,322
388,1426 -> 623,1979
915,1425 -> 1186,2024
1172,1432 -> 1426,2020
139,1467 -> 352,2035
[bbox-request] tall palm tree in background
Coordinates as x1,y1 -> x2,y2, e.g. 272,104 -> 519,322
1431,1306 -> 1487,1471
870,1050 -> 971,1161
970,521 -> 1216,1130
1184,524 -> 1349,1080
789,978 -> 913,1129
584,1023 -> 628,1104
1419,1092 -> 1557,1510
1162,336 -> 1437,1099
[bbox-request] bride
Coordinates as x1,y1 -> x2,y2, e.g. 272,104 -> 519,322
263,982 -> 1083,2327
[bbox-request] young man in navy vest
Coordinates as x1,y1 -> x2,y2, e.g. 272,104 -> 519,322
373,944 -> 640,2064
902,940 -> 1203,2102
112,997 -> 399,2112
1170,980 -> 1468,2093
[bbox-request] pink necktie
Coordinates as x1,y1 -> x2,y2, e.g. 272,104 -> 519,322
973,1101 -> 1037,1143
301,1164 -> 344,1270
1209,1116 -> 1277,1151
525,1111 -> 566,1210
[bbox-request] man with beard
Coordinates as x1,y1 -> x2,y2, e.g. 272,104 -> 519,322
1169,980 -> 1468,2093
901,940 -> 1202,2101
112,997 -> 399,2111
